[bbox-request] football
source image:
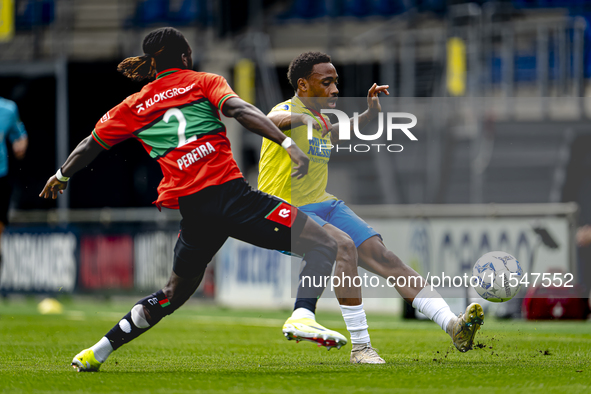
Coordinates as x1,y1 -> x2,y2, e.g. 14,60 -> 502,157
473,251 -> 524,302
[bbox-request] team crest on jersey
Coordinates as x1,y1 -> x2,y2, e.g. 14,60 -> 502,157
265,202 -> 297,227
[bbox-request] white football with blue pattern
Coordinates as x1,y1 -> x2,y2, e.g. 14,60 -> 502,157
473,251 -> 524,303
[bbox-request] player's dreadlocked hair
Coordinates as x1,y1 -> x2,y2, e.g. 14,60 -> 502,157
117,27 -> 190,81
287,51 -> 332,91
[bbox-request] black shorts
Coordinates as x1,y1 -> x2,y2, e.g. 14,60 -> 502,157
0,176 -> 11,226
173,178 -> 307,278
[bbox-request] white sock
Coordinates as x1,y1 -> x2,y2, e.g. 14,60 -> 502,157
412,287 -> 456,333
90,337 -> 113,363
291,307 -> 315,320
340,303 -> 370,344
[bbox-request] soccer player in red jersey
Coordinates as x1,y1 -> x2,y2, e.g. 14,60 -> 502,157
39,28 -> 339,372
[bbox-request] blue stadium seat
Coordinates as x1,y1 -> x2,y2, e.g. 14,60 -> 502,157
514,54 -> 537,82
583,15 -> 591,78
490,54 -> 538,83
512,0 -> 591,9
15,0 -> 55,30
343,0 -> 375,17
168,0 -> 205,25
276,0 -> 327,20
133,0 -> 169,26
374,0 -> 409,16
276,0 -> 411,21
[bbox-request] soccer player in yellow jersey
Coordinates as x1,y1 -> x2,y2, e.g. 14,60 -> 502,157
259,52 -> 484,363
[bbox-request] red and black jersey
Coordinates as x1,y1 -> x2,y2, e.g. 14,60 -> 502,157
92,69 -> 243,209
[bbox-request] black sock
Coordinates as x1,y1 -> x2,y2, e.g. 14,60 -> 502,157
105,290 -> 174,350
294,244 -> 337,314
105,311 -> 148,350
294,298 -> 318,313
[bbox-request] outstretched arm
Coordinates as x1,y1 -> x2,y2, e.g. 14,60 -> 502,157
222,97 -> 310,179
328,83 -> 390,146
223,97 -> 294,145
39,135 -> 105,199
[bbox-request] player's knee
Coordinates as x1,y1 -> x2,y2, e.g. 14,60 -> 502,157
313,228 -> 337,251
306,238 -> 338,275
324,236 -> 338,263
336,234 -> 357,265
308,232 -> 338,262
319,230 -> 338,257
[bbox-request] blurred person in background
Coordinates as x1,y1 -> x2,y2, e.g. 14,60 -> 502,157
0,96 -> 28,283
40,27 -> 340,372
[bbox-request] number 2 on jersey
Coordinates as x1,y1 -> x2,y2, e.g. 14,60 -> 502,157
164,108 -> 195,147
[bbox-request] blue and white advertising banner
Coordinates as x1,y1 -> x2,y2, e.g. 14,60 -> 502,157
378,217 -> 569,283
215,216 -> 570,312
216,237 -> 293,308
0,231 -> 77,292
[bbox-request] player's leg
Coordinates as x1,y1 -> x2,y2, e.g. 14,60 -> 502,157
282,200 -> 384,361
280,217 -> 349,349
281,206 -> 361,339
322,224 -> 361,305
223,181 -> 339,307
72,271 -> 208,371
303,201 -> 385,362
281,221 -> 366,352
316,223 -> 384,363
224,183 -> 345,349
356,236 -> 484,352
73,267 -> 208,370
72,194 -> 229,372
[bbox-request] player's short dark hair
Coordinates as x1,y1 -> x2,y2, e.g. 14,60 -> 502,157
287,52 -> 332,91
117,27 -> 189,81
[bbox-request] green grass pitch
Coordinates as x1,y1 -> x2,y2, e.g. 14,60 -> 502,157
0,298 -> 590,393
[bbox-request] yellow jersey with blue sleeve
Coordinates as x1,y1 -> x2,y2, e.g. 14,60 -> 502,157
258,96 -> 337,206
